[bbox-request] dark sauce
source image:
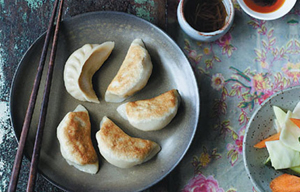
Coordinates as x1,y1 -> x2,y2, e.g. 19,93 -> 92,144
244,0 -> 285,13
184,0 -> 228,32
252,0 -> 277,6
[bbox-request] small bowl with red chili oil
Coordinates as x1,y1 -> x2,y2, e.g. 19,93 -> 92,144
177,0 -> 235,42
237,0 -> 296,20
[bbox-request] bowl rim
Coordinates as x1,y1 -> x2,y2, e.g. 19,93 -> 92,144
178,0 -> 235,36
237,0 -> 297,20
243,85 -> 300,192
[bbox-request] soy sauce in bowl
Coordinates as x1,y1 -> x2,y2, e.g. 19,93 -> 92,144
177,0 -> 235,42
184,0 -> 228,32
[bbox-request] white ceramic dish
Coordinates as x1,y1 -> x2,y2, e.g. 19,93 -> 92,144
243,86 -> 300,192
177,0 -> 235,42
237,0 -> 296,20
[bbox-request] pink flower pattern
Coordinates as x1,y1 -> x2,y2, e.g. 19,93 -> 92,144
183,174 -> 224,192
216,33 -> 237,57
178,2 -> 300,192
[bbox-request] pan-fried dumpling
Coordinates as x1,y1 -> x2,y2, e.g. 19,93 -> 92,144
57,105 -> 99,174
96,116 -> 160,168
105,39 -> 152,103
64,42 -> 114,103
117,89 -> 180,131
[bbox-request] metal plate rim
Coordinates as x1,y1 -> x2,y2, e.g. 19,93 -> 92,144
9,11 -> 200,192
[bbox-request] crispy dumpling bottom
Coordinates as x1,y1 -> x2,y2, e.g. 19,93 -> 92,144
117,89 -> 180,131
96,116 -> 160,168
57,105 -> 99,174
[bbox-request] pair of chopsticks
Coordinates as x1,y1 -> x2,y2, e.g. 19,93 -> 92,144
8,0 -> 64,191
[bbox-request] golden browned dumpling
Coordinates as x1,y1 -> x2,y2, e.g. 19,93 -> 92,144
57,105 -> 99,174
117,89 -> 180,131
96,116 -> 160,168
105,39 -> 152,102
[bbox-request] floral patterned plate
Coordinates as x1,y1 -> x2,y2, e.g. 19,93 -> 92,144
243,85 -> 300,192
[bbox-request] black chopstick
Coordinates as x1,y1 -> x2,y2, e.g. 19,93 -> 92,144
8,0 -> 64,191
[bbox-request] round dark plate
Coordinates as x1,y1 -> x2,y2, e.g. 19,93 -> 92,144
10,11 -> 199,192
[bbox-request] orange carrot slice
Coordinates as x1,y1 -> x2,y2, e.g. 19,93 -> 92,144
253,132 -> 281,148
290,118 -> 300,129
270,174 -> 300,192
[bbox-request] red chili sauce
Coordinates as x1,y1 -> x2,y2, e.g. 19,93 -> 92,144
244,0 -> 285,13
